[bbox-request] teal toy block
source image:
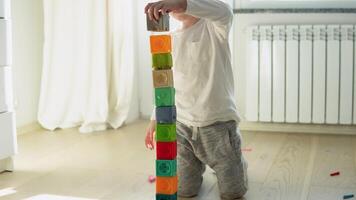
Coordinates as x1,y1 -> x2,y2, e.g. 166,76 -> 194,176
152,53 -> 173,69
155,87 -> 175,107
156,124 -> 176,142
156,193 -> 177,200
156,160 -> 177,177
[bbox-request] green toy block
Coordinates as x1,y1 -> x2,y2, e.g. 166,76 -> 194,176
152,53 -> 173,69
156,124 -> 176,142
156,160 -> 177,177
155,87 -> 175,107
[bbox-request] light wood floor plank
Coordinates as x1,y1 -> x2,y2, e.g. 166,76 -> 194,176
242,132 -> 287,183
241,131 -> 258,148
1,120 -> 356,200
308,186 -> 356,200
258,134 -> 313,200
310,135 -> 356,188
300,136 -> 318,200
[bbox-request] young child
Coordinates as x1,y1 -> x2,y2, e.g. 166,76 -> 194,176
144,0 -> 248,199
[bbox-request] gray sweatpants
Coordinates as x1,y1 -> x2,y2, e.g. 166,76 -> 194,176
177,120 -> 248,200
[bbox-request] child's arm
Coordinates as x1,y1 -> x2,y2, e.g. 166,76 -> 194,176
185,0 -> 233,39
145,110 -> 156,150
145,119 -> 156,150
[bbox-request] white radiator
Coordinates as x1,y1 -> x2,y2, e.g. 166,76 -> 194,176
246,25 -> 356,125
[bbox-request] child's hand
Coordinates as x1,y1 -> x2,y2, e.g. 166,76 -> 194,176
145,0 -> 187,21
145,120 -> 156,150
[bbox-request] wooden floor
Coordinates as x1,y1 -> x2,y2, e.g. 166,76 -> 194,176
0,120 -> 356,200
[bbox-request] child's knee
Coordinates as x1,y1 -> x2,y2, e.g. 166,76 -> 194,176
220,190 -> 248,200
177,161 -> 205,198
178,176 -> 202,198
214,158 -> 249,200
218,175 -> 248,199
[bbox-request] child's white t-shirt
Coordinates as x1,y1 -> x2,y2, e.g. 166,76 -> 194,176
153,0 -> 240,127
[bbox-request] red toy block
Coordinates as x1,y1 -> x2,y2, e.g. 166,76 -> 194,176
157,141 -> 177,160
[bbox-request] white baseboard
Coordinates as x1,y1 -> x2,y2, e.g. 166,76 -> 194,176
239,121 -> 356,135
17,122 -> 43,135
0,157 -> 14,172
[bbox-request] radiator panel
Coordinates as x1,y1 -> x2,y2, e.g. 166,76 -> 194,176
245,27 -> 259,121
339,25 -> 354,124
246,24 -> 356,125
299,25 -> 313,123
285,26 -> 299,123
354,35 -> 356,124
326,25 -> 340,124
259,26 -> 272,122
312,25 -> 326,124
272,26 -> 286,122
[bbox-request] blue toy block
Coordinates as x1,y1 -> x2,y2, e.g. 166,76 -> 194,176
156,106 -> 176,124
156,193 -> 177,200
344,194 -> 355,199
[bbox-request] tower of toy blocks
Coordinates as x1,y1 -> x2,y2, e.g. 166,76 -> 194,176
147,13 -> 178,200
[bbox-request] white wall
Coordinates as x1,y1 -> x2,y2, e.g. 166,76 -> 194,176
11,0 -> 43,128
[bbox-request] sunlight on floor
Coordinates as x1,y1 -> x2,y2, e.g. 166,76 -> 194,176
24,194 -> 98,200
0,188 -> 17,198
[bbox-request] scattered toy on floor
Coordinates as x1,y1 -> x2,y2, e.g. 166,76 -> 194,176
330,171 -> 340,176
242,148 -> 253,152
148,175 -> 156,183
343,194 -> 355,199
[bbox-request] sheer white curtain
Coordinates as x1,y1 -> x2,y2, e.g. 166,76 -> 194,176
38,0 -> 138,133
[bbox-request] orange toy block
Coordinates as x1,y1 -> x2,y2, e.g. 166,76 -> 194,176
150,35 -> 172,54
156,176 -> 178,195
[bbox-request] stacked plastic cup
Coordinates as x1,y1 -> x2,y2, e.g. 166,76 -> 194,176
147,14 -> 178,200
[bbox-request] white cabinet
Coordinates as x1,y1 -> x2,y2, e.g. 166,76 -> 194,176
0,112 -> 17,160
0,0 -> 16,172
0,19 -> 11,66
0,67 -> 13,112
0,0 -> 10,19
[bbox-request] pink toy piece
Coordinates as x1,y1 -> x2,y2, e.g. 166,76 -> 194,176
242,148 -> 253,152
148,175 -> 156,183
